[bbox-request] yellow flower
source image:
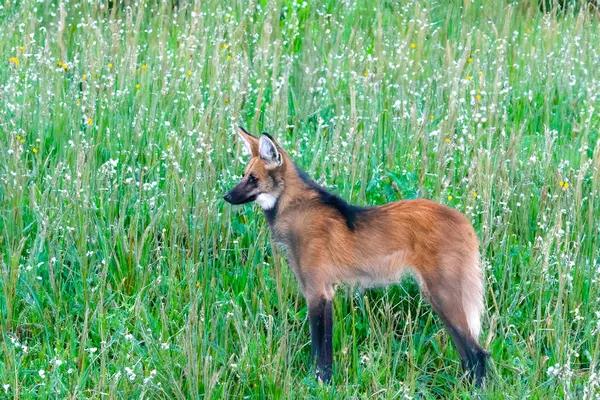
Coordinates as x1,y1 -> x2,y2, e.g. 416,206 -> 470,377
466,75 -> 472,81
226,55 -> 231,60
9,57 -> 19,66
526,28 -> 531,34
410,43 -> 416,49
447,195 -> 453,201
62,64 -> 68,71
479,71 -> 483,77
57,61 -> 63,67
87,118 -> 92,125
225,98 -> 229,103
16,135 -> 21,140
82,74 -> 87,80
187,70 -> 192,76
559,181 -> 565,187
445,138 -> 451,143
222,43 -> 228,49
19,46 -> 24,51
476,94 -> 481,100
563,182 -> 569,189
472,192 -> 477,198
364,72 -> 369,77
32,148 -> 38,153
195,282 -> 200,288
108,63 -> 113,69
76,98 -> 80,103
429,115 -> 434,120
20,139 -> 25,144
142,64 -> 147,71
468,57 -> 473,63
136,83 -> 140,89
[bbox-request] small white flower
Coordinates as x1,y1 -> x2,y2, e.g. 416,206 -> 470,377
143,369 -> 157,384
125,367 -> 136,381
3,384 -> 10,393
88,347 -> 98,354
38,369 -> 45,378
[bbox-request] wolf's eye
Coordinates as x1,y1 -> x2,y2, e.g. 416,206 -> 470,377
248,174 -> 258,183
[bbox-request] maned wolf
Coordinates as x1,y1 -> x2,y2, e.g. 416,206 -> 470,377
224,127 -> 489,386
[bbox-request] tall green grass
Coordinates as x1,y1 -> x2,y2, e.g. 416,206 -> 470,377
1,0 -> 599,398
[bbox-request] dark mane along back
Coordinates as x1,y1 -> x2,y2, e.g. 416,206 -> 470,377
295,165 -> 368,230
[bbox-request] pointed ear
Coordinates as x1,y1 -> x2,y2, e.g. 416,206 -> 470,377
236,126 -> 259,157
259,134 -> 282,169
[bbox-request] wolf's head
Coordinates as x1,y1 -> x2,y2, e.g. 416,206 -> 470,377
223,127 -> 285,210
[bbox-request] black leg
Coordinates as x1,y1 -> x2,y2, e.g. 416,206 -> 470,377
444,323 -> 488,386
320,300 -> 333,381
308,298 -> 333,383
308,300 -> 324,367
470,343 -> 489,387
428,303 -> 488,387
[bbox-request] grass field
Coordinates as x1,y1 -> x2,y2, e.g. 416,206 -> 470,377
1,0 -> 600,398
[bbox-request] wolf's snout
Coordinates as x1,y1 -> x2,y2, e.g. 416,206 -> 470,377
223,193 -> 233,203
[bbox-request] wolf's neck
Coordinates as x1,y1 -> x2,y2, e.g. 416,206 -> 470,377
262,162 -> 316,226
287,162 -> 368,231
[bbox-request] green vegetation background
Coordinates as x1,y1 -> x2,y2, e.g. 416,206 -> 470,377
1,0 -> 599,398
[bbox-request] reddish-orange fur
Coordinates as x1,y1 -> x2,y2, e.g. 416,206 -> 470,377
225,128 -> 488,385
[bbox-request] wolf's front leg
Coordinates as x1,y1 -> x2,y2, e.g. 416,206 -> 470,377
308,297 -> 333,383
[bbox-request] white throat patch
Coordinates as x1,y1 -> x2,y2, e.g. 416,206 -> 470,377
256,193 -> 277,210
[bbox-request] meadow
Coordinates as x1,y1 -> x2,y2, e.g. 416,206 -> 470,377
1,0 -> 600,398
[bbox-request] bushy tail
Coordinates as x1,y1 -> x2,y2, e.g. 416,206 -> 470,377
462,252 -> 484,339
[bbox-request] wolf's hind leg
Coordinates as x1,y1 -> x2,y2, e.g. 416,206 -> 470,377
421,276 -> 488,386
